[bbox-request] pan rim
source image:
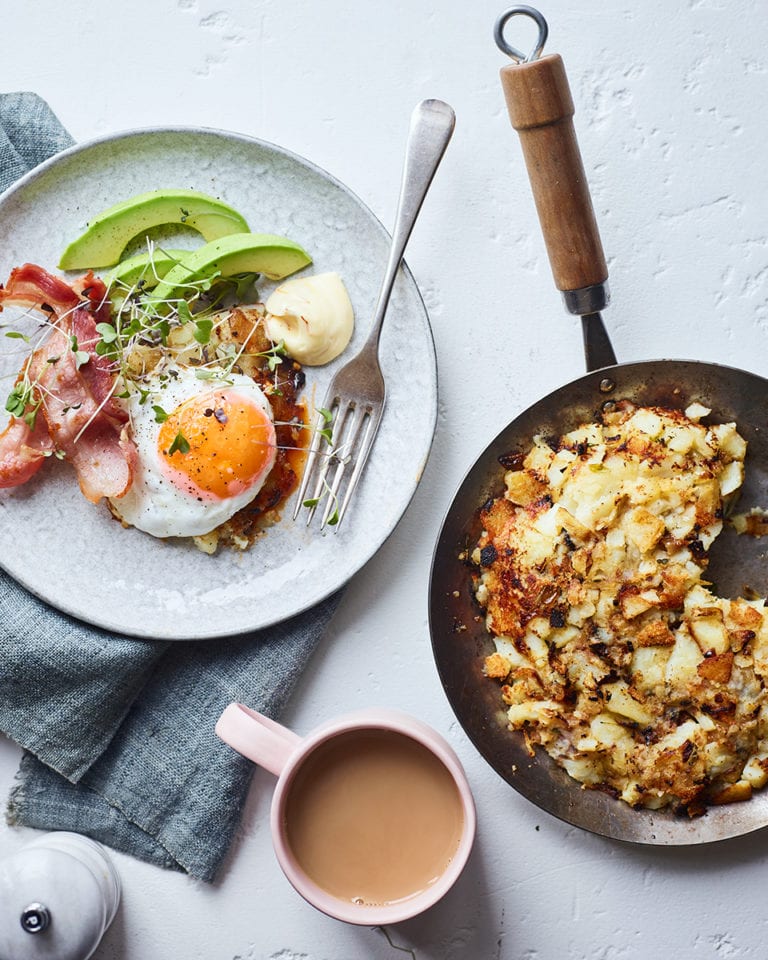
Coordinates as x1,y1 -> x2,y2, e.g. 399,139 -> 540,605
429,357 -> 768,845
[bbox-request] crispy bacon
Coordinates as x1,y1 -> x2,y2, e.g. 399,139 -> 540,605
0,264 -> 135,501
0,411 -> 54,487
0,262 -> 81,312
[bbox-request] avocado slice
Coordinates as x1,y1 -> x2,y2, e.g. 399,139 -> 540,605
148,233 -> 312,304
106,249 -> 191,292
59,189 -> 250,270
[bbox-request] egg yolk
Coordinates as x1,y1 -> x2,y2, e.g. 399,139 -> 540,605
158,390 -> 276,499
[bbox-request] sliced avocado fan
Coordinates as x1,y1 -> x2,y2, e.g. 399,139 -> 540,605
59,189 -> 250,270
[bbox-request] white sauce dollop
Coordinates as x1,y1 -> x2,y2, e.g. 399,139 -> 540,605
263,272 -> 354,366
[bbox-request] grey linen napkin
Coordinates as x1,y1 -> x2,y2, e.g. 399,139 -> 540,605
0,93 -> 341,882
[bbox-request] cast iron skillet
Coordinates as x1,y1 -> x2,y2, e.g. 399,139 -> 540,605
429,9 -> 768,844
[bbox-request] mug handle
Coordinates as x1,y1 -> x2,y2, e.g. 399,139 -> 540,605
215,703 -> 302,777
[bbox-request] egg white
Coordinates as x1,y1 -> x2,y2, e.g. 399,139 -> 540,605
110,365 -> 276,538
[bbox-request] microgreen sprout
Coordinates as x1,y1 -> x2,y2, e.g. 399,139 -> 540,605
302,470 -> 340,525
316,406 -> 334,444
193,318 -> 213,344
167,431 -> 190,456
69,334 -> 90,369
5,380 -> 34,419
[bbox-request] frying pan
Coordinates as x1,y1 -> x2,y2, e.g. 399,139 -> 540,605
429,7 -> 768,844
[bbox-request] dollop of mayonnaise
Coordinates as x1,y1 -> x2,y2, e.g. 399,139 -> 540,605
263,272 -> 354,366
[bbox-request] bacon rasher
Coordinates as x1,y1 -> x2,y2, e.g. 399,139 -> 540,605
0,264 -> 136,501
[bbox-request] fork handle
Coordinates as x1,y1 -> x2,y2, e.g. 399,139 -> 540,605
364,99 -> 455,352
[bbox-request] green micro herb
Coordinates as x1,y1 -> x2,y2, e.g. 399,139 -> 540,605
302,470 -> 341,524
4,376 -> 43,430
314,407 -> 335,443
69,334 -> 90,369
176,300 -> 194,324
5,381 -> 32,418
193,318 -> 213,344
95,322 -> 118,344
152,405 -> 169,423
251,340 -> 287,373
23,399 -> 42,430
168,431 -> 190,456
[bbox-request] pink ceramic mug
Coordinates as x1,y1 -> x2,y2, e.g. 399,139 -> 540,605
215,704 -> 476,925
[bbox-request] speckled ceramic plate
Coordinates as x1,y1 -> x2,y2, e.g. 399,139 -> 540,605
0,127 -> 437,640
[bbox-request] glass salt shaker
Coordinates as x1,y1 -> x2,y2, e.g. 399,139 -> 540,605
0,831 -> 120,960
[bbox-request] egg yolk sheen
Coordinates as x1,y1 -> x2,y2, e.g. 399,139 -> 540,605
158,390 -> 276,499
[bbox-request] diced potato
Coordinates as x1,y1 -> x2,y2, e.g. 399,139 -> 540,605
506,700 -> 561,726
685,402 -> 711,420
654,718 -> 699,751
484,652 -> 511,679
523,631 -> 550,670
590,711 -> 630,746
693,711 -> 716,732
493,637 -> 530,670
696,650 -> 733,683
689,615 -> 728,655
557,507 -> 593,542
729,600 -> 764,630
632,646 -> 671,691
709,421 -> 747,460
629,409 -> 664,437
719,460 -> 744,497
505,469 -> 546,506
665,629 -> 703,689
619,591 -> 653,620
741,754 -> 768,789
666,424 -> 697,454
561,756 -> 602,785
602,682 -> 654,725
636,620 -> 676,648
709,781 -> 752,804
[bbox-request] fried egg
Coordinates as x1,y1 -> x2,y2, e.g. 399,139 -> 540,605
111,365 -> 276,538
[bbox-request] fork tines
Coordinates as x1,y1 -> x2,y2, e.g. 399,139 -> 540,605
293,395 -> 384,529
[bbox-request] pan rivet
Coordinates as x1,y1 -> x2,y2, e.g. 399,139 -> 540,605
599,378 -> 616,394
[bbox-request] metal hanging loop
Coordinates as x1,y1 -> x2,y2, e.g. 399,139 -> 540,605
494,6 -> 549,63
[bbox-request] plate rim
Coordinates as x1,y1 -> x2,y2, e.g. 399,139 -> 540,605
0,124 -> 438,639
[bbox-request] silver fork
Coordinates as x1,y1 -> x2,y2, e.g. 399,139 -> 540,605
294,99 -> 455,529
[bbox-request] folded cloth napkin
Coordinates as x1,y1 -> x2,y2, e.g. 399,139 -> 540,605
0,93 -> 342,882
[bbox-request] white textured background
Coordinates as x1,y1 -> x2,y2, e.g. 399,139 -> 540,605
2,0 -> 768,957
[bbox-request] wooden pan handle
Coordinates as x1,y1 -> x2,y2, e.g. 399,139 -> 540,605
500,53 -> 607,294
